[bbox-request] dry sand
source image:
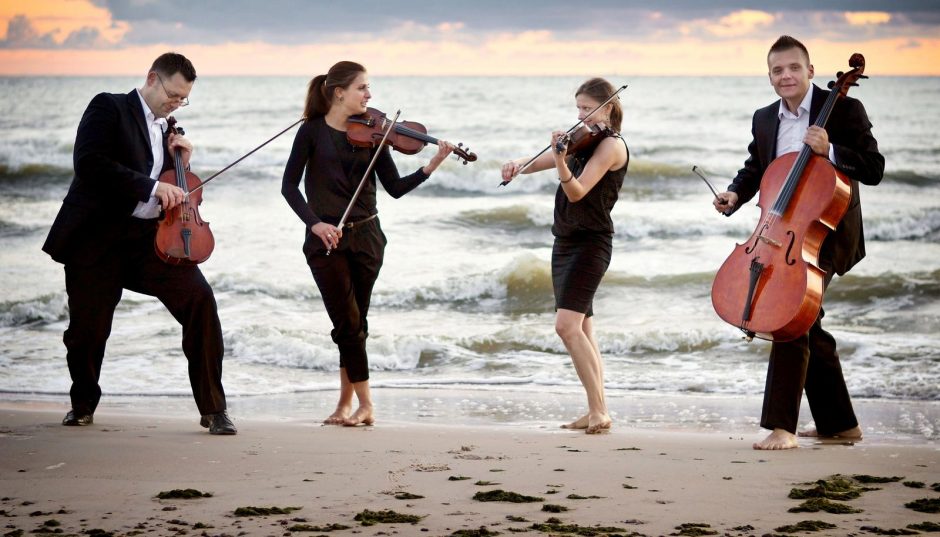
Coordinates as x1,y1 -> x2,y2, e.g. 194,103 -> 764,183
1,403 -> 938,536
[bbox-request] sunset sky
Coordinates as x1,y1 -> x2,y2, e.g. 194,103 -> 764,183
1,0 -> 938,76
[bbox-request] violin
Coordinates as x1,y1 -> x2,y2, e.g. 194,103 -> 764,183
154,117 -> 214,264
711,54 -> 868,341
554,123 -> 616,155
346,107 -> 477,164
499,84 -> 627,186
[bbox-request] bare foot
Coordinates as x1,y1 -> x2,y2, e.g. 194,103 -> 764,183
342,406 -> 374,427
323,406 -> 351,425
561,415 -> 589,430
798,425 -> 862,440
585,413 -> 612,435
753,428 -> 799,450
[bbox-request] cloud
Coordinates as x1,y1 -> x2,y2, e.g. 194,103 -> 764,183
699,9 -> 776,37
844,11 -> 892,25
0,15 -> 58,48
0,4 -> 126,50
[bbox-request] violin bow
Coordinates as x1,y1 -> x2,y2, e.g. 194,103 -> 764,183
187,117 -> 306,195
500,84 -> 627,187
327,109 -> 402,256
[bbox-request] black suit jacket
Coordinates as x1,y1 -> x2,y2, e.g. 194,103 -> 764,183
43,90 -> 172,265
727,84 -> 884,275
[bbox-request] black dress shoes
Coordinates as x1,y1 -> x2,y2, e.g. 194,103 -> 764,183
200,411 -> 237,435
62,410 -> 93,426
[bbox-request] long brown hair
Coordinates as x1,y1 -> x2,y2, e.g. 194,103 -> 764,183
575,78 -> 622,132
303,61 -> 366,119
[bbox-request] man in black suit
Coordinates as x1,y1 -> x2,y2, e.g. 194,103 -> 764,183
42,52 -> 236,435
714,36 -> 884,450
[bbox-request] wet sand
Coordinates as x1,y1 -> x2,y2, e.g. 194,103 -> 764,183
1,403 -> 938,536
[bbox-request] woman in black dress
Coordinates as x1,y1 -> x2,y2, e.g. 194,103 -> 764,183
501,78 -> 629,433
281,61 -> 453,426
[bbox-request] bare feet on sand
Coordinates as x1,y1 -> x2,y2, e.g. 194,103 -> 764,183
561,414 -> 589,430
561,413 -> 611,434
323,406 -> 351,425
343,406 -> 374,427
753,428 -> 799,450
798,425 -> 863,440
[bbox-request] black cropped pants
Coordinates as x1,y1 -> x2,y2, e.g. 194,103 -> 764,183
305,217 -> 385,383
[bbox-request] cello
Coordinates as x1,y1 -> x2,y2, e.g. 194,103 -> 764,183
154,117 -> 214,264
711,54 -> 868,342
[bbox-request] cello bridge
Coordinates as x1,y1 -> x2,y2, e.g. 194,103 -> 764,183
758,235 -> 782,247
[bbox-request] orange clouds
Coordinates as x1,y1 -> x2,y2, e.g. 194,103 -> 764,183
0,2 -> 938,76
0,0 -> 127,47
844,11 -> 892,26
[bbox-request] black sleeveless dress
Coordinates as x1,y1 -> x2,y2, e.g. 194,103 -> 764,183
550,135 -> 629,316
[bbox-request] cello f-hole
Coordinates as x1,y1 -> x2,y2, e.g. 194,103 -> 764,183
785,231 -> 797,265
745,223 -> 769,254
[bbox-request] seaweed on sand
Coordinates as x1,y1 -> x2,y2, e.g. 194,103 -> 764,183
530,517 -> 634,536
852,474 -> 904,484
353,509 -> 423,526
233,505 -> 302,516
287,522 -> 350,532
905,498 -> 940,514
671,523 -> 718,536
788,475 -> 870,500
155,488 -> 213,499
473,490 -> 543,503
788,498 -> 862,514
774,520 -> 837,533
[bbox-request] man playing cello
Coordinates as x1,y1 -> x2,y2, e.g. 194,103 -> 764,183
712,36 -> 884,450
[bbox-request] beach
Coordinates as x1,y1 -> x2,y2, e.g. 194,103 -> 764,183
2,399 -> 939,537
1,74 -> 939,535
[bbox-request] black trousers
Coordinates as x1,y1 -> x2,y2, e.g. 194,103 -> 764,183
63,218 -> 226,416
305,217 -> 385,383
760,263 -> 858,434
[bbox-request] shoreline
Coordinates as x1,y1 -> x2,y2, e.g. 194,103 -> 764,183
2,387 -> 937,445
1,405 -> 938,537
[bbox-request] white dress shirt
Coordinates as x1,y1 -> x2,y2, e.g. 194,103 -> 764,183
775,87 -> 837,163
131,89 -> 166,219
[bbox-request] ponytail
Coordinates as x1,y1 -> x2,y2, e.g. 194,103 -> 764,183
304,74 -> 329,119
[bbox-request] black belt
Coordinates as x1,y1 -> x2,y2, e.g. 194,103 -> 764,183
343,214 -> 377,229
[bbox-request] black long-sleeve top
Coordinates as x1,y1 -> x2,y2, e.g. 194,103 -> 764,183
281,115 -> 430,228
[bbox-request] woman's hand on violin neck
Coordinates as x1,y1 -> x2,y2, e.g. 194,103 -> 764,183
155,182 -> 186,210
168,132 -> 193,169
552,130 -> 568,161
423,140 -> 455,175
313,222 -> 342,250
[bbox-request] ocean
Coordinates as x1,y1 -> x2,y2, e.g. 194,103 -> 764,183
1,75 -> 937,437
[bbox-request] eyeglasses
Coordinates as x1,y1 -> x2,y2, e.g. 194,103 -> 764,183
155,73 -> 190,107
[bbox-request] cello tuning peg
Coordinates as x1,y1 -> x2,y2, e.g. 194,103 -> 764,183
827,81 -> 836,89
836,71 -> 844,77
859,74 -> 869,79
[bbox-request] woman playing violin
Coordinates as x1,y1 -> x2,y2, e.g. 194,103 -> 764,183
281,61 -> 454,427
501,78 -> 629,434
